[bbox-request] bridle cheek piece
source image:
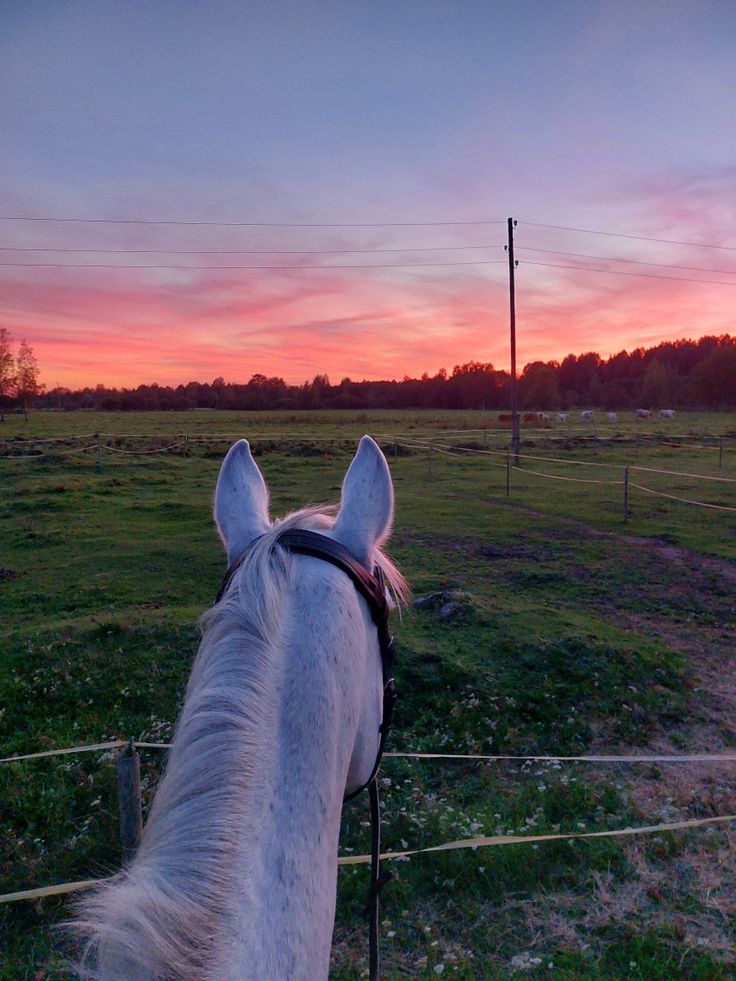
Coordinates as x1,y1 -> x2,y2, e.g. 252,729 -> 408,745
217,528 -> 398,981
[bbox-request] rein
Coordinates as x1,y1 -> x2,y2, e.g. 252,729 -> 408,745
217,528 -> 397,981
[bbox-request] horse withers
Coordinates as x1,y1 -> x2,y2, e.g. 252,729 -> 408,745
73,436 -> 408,980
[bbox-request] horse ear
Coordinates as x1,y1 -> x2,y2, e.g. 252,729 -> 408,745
214,440 -> 270,563
331,435 -> 394,566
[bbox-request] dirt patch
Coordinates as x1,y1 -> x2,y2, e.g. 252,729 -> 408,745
620,533 -> 736,584
396,531 -> 562,566
513,829 -> 736,963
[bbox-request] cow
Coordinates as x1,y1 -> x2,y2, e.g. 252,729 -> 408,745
659,409 -> 676,419
635,408 -> 651,419
580,410 -> 594,422
536,412 -> 550,426
607,412 -> 618,423
556,413 -> 568,423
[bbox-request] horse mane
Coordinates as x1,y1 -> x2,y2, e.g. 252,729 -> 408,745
71,504 -> 408,980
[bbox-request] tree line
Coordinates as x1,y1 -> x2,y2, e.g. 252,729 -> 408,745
0,329 -> 42,421
8,332 -> 736,416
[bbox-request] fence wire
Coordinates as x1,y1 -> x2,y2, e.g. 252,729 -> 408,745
629,482 -> 736,512
3,814 -> 736,904
5,738 -> 736,767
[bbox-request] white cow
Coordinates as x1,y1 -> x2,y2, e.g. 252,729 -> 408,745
659,408 -> 676,419
607,412 -> 618,423
635,408 -> 651,419
556,413 -> 568,423
580,410 -> 594,422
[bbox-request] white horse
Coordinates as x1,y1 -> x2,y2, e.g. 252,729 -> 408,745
73,436 -> 407,980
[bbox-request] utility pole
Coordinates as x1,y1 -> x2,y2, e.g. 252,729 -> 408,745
506,217 -> 520,464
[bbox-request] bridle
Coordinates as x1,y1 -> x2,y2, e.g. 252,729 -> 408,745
216,527 -> 398,980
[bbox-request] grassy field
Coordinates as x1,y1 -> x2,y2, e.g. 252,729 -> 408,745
1,410 -> 736,978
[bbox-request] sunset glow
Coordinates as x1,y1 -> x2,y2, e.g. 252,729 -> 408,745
2,3 -> 735,389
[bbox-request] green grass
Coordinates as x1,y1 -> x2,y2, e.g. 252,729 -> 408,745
1,410 -> 735,978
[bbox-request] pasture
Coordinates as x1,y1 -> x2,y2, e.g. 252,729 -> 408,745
2,410 -> 736,979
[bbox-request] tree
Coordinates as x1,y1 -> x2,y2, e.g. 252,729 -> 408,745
639,358 -> 671,409
15,339 -> 42,421
447,362 -> 499,409
691,344 -> 736,408
0,327 -> 14,422
520,360 -> 560,410
558,351 -> 602,405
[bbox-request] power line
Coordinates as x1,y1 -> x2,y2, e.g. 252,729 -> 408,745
0,215 -> 506,228
1,212 -> 733,251
521,259 -> 736,287
0,244 -> 500,256
520,220 -> 736,253
0,259 -> 508,270
518,246 -> 736,277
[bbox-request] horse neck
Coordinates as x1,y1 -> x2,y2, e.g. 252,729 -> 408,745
76,550 -> 381,981
206,561 -> 376,980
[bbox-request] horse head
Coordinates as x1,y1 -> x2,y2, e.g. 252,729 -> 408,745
214,434 -> 401,795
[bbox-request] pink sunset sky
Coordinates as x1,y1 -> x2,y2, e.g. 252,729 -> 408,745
1,2 -> 735,389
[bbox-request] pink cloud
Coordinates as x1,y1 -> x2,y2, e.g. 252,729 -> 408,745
1,178 -> 734,389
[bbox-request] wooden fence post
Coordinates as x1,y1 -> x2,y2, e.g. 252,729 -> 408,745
117,738 -> 143,863
428,443 -> 433,475
719,436 -> 724,470
95,433 -> 102,473
505,451 -> 510,497
623,466 -> 629,523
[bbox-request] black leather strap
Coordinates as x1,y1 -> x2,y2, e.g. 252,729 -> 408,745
216,528 -> 386,608
276,528 -> 388,618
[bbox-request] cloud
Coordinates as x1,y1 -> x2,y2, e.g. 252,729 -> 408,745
1,166 -> 734,387
2,252 -> 733,387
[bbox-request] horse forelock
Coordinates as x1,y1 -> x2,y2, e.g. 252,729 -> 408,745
72,502 -> 407,979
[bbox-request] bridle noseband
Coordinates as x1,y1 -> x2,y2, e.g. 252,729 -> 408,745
217,528 -> 397,980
